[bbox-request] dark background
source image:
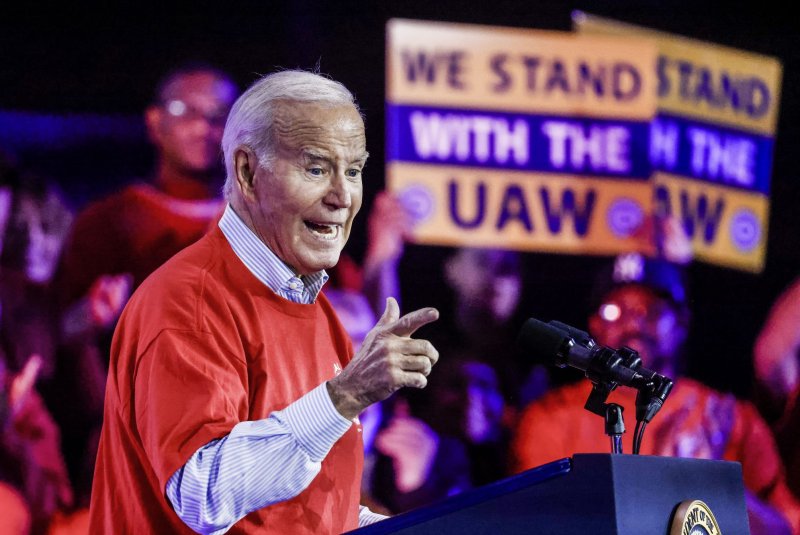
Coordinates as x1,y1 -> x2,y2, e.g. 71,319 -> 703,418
1,1 -> 797,398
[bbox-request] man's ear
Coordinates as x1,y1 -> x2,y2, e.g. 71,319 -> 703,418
144,105 -> 162,145
234,147 -> 258,201
588,313 -> 602,339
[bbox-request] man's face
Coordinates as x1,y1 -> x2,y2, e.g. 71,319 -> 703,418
247,102 -> 367,275
147,71 -> 236,174
589,285 -> 685,376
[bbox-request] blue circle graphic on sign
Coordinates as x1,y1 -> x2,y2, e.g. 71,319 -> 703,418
607,198 -> 644,238
399,184 -> 435,223
730,209 -> 760,252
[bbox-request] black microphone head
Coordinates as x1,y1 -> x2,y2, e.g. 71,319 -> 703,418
549,320 -> 595,348
517,318 -> 572,367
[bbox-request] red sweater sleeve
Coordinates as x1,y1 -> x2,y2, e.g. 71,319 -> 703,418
134,328 -> 248,490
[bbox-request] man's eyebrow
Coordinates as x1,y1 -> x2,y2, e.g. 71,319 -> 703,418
300,149 -> 370,165
300,149 -> 330,161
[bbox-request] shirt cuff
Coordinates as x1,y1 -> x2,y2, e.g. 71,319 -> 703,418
282,382 -> 353,462
359,505 -> 389,527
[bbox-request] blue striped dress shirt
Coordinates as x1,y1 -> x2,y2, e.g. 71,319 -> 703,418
165,204 -> 386,534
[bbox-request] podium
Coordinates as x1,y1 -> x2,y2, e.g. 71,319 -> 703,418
349,454 -> 750,534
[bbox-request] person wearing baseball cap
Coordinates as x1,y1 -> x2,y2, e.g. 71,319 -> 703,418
586,252 -> 689,379
512,253 -> 800,535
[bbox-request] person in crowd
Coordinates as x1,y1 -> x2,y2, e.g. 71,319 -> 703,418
54,63 -> 239,328
512,252 -> 800,535
431,247 -> 548,410
1,353 -> 73,535
368,350 -> 510,514
328,288 -> 496,514
0,152 -> 78,534
339,244 -> 532,513
367,389 -> 471,514
753,275 -> 800,496
420,352 -> 509,487
89,69 -> 440,534
358,190 -> 413,315
0,152 -> 73,381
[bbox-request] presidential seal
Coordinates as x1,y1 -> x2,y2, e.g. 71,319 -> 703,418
670,500 -> 722,535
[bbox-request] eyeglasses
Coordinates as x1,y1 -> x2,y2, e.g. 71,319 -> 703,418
162,99 -> 228,128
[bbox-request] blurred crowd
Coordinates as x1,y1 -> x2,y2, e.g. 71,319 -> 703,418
2,63 -> 800,535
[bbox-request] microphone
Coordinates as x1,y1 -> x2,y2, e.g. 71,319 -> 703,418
517,318 -> 673,423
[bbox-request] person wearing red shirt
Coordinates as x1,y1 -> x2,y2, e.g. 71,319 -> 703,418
55,64 -> 238,315
512,253 -> 800,535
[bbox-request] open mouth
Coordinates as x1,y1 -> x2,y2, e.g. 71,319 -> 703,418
304,220 -> 341,240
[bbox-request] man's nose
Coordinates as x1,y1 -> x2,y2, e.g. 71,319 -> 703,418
187,115 -> 215,137
324,173 -> 353,208
619,308 -> 650,333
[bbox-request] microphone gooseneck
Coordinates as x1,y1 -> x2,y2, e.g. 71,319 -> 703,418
517,317 -> 674,454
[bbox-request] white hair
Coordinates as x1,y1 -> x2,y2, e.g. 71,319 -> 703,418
221,69 -> 359,200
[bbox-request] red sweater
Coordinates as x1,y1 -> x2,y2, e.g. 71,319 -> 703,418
89,225 -> 362,534
55,183 -> 223,307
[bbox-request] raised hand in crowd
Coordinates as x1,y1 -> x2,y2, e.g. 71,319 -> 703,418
362,191 -> 414,315
1,354 -> 73,535
61,274 -> 133,340
636,213 -> 693,265
374,399 -> 439,493
657,214 -> 693,265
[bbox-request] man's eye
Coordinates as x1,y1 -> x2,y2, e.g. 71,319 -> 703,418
346,169 -> 362,179
308,167 -> 324,176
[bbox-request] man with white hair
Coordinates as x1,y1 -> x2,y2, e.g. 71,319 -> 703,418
89,69 -> 440,534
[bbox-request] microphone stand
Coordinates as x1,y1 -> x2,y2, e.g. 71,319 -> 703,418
519,318 -> 674,455
552,321 -> 631,455
605,404 -> 625,454
583,378 -> 627,454
577,341 -> 673,455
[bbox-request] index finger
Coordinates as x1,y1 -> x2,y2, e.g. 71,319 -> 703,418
387,307 -> 439,337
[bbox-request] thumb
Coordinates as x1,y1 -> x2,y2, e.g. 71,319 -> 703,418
377,297 -> 400,327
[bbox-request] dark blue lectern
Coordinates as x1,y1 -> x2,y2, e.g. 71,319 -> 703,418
348,454 -> 750,534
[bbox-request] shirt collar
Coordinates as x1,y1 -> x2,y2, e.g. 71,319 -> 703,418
218,204 -> 328,302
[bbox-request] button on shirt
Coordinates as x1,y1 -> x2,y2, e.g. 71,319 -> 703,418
165,205 -> 385,534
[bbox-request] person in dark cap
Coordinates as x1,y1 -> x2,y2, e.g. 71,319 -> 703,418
511,253 -> 800,535
584,251 -> 689,379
